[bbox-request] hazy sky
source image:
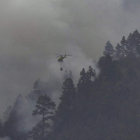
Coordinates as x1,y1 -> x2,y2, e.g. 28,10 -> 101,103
0,0 -> 140,118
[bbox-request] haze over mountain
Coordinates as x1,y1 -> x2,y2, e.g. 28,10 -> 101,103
0,0 -> 140,118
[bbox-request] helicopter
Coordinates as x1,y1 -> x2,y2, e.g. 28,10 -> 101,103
55,53 -> 72,63
55,53 -> 72,71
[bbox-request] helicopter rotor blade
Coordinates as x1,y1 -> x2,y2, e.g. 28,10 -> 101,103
55,53 -> 61,56
55,53 -> 71,57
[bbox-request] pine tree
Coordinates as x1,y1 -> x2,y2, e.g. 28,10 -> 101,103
32,95 -> 56,140
86,66 -> 96,81
3,94 -> 24,140
34,79 -> 41,90
28,122 -> 51,140
126,30 -> 140,56
120,36 -> 127,57
126,33 -> 133,54
76,66 -> 96,114
103,41 -> 114,57
115,43 -> 122,59
57,78 -> 76,124
77,68 -> 86,95
77,67 -> 95,96
28,123 -> 42,140
98,54 -> 117,81
132,30 -> 140,56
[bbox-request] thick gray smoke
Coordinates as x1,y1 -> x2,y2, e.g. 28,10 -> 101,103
15,94 -> 42,132
0,0 -> 140,120
47,45 -> 100,83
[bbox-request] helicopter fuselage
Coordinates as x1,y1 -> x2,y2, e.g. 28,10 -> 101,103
58,56 -> 66,62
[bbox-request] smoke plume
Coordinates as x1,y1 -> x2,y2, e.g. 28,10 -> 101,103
0,0 -> 140,120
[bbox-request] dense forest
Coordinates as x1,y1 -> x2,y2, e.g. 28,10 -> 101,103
1,30 -> 140,140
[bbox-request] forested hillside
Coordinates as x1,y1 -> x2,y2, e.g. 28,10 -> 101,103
48,30 -> 140,140
1,30 -> 140,140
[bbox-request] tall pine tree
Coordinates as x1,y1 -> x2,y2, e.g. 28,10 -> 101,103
32,95 -> 56,140
120,36 -> 127,57
103,41 -> 114,57
56,78 -> 76,125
